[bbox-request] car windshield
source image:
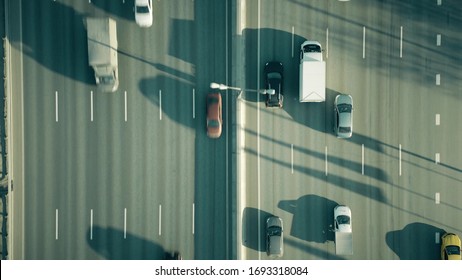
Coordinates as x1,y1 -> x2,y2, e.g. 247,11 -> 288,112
338,103 -> 352,113
336,215 -> 350,225
208,119 -> 220,128
339,126 -> 351,133
136,6 -> 150,13
268,226 -> 282,236
101,76 -> 114,83
446,245 -> 461,255
303,44 -> 321,53
267,72 -> 281,80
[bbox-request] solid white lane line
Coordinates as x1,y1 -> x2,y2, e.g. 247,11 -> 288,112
55,91 -> 59,122
257,0 -> 262,259
325,146 -> 328,176
225,0 -> 230,258
158,204 -> 162,236
435,114 -> 440,125
291,144 -> 294,174
55,209 -> 59,240
90,91 -> 94,122
124,208 -> 127,239
435,192 -> 440,204
90,209 -> 93,240
192,88 -> 196,119
436,34 -> 441,46
435,153 -> 440,164
124,91 -> 128,122
399,144 -> 402,176
400,26 -> 403,58
435,232 -> 440,243
291,26 -> 295,58
159,90 -> 162,120
363,26 -> 366,59
10,0 -> 26,259
192,203 -> 195,234
362,144 -> 365,175
436,74 -> 441,85
326,28 -> 329,59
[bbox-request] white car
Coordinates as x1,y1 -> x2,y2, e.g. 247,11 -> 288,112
334,205 -> 352,233
135,0 -> 153,27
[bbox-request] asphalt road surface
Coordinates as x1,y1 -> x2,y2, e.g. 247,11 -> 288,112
8,0 -> 233,259
239,0 -> 462,260
6,0 -> 462,260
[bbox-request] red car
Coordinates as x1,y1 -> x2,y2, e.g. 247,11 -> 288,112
206,93 -> 222,138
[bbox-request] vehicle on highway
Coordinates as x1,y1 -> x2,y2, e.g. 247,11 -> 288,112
266,216 -> 283,257
86,17 -> 119,93
441,233 -> 461,260
299,40 -> 325,102
334,205 -> 353,255
264,61 -> 284,108
334,94 -> 353,138
206,93 -> 223,138
135,0 -> 153,27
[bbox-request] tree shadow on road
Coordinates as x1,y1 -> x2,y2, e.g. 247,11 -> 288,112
87,226 -> 166,260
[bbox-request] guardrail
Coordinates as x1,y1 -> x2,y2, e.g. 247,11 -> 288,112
1,35 -> 9,260
0,186 -> 7,260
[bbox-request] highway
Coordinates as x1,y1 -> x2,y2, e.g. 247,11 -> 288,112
5,0 -> 462,260
8,0 -> 233,259
239,0 -> 462,260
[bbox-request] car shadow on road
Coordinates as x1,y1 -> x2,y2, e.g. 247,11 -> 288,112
87,226 -> 167,260
278,195 -> 337,243
241,207 -> 272,252
385,222 -> 444,260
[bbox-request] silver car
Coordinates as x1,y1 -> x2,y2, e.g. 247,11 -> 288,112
334,94 -> 353,138
266,216 -> 283,257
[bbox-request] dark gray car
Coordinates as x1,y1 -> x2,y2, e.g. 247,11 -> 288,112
264,62 -> 284,108
266,216 -> 283,257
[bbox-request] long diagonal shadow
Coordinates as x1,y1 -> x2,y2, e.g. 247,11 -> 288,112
244,147 -> 388,203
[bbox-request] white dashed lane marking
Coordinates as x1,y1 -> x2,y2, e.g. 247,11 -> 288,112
90,91 -> 94,122
55,209 -> 59,240
124,208 -> 127,239
55,91 -> 59,122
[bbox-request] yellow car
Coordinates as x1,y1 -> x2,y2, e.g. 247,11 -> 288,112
441,233 -> 461,260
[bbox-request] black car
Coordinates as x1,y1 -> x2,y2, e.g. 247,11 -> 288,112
264,62 -> 284,108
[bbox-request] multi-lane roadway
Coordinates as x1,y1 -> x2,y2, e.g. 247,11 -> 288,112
8,0 -> 233,260
6,0 -> 462,260
239,0 -> 462,260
